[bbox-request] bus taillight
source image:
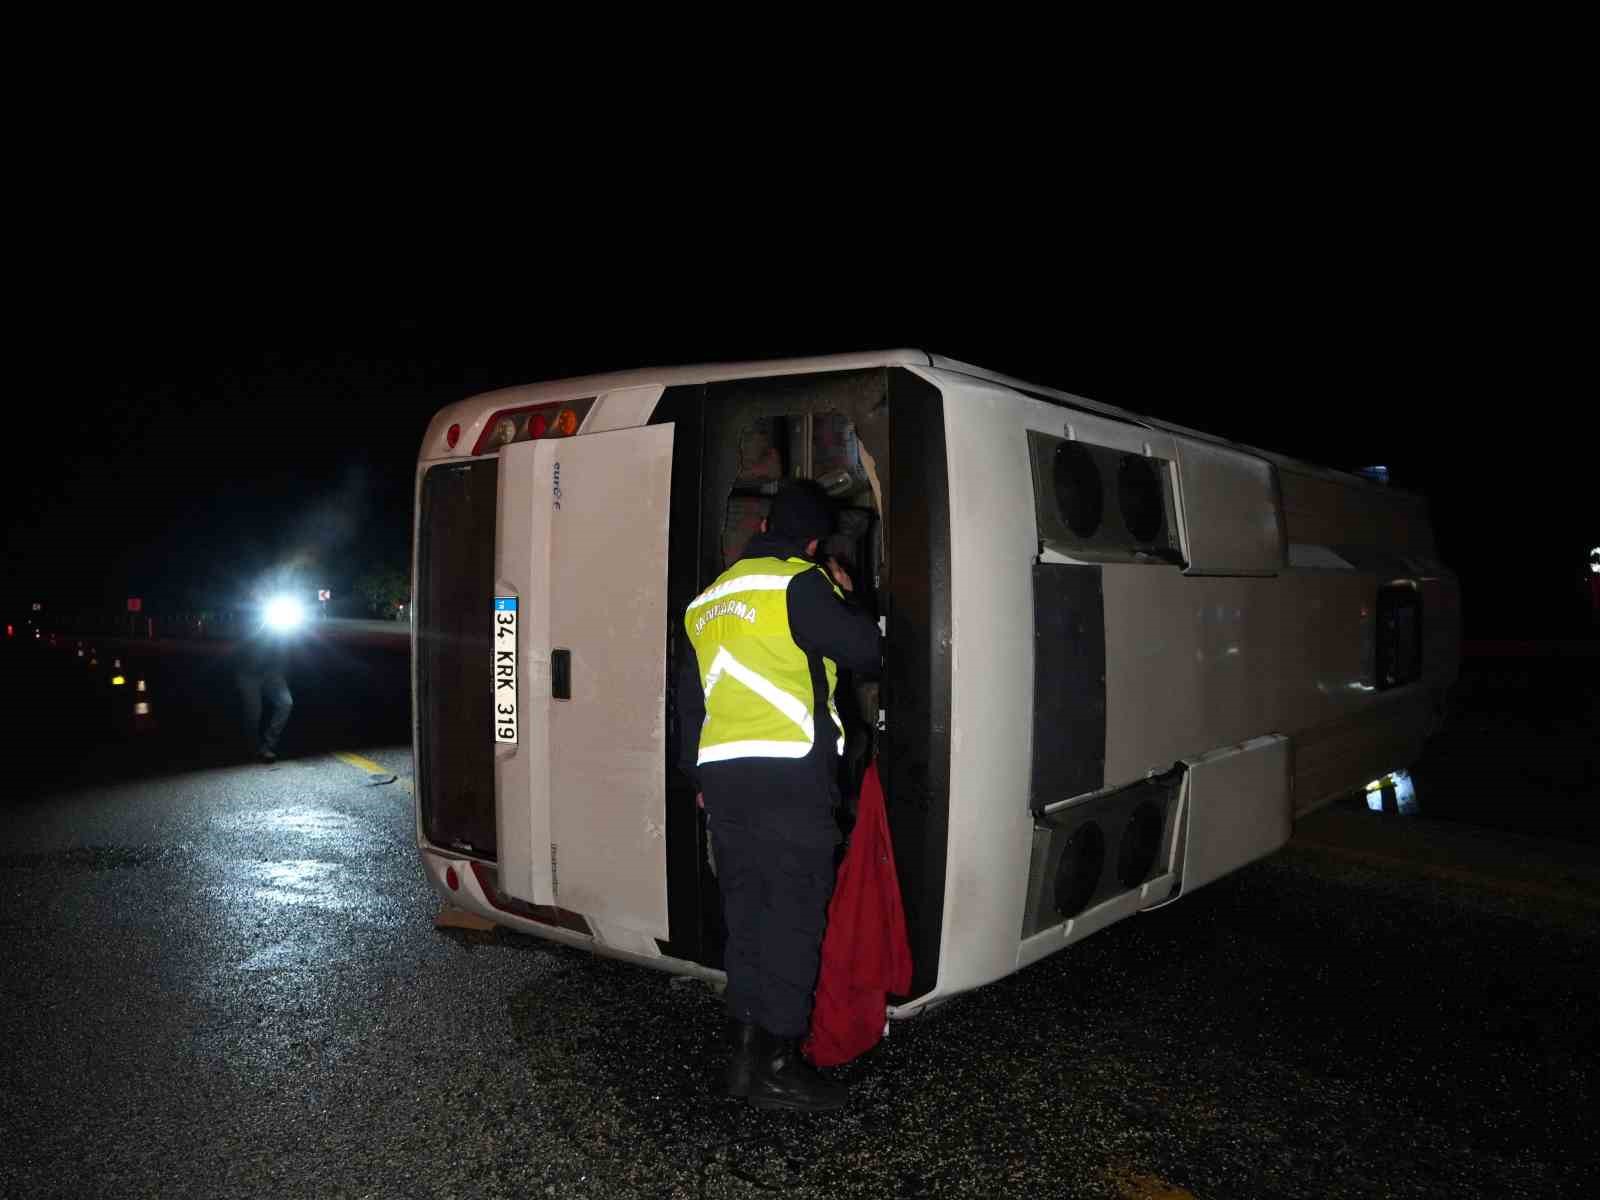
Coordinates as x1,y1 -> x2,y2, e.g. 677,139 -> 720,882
470,397 -> 596,455
485,417 -> 517,451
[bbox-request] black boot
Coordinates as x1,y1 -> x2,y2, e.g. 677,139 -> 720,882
747,1037 -> 847,1112
725,1019 -> 762,1099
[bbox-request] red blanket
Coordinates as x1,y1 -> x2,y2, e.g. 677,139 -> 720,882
804,761 -> 913,1067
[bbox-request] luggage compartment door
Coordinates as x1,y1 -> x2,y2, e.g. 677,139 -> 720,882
496,423 -> 675,942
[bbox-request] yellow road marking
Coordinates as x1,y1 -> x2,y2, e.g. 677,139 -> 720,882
333,751 -> 412,790
334,751 -> 389,775
1292,839 -> 1600,910
1112,1168 -> 1199,1199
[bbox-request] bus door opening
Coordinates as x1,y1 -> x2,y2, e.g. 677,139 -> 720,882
717,406 -> 883,819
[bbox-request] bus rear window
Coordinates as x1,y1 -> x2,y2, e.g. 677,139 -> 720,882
416,459 -> 498,858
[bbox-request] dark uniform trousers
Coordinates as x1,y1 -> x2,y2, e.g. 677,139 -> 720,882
237,670 -> 293,755
701,757 -> 840,1040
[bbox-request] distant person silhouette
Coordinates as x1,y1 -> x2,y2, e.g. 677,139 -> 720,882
234,610 -> 294,762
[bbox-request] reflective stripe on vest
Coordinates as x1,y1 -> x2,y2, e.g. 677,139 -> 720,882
686,556 -> 845,764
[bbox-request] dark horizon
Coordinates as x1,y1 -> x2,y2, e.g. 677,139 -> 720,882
5,321 -> 1592,638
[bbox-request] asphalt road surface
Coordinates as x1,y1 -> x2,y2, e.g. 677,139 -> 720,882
2,636 -> 1596,1199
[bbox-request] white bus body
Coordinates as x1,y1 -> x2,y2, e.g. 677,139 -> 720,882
412,351 -> 1459,1015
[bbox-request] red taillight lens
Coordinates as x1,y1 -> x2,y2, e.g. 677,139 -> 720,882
445,866 -> 460,891
470,397 -> 595,454
446,423 -> 461,449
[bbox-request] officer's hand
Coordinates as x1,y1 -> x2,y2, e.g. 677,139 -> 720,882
826,557 -> 854,593
695,792 -> 704,810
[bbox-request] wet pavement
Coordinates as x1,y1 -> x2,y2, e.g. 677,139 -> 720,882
1,641 -> 1596,1198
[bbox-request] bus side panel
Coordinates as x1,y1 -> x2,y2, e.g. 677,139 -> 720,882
1100,575 -> 1455,811
917,371 -> 1039,1000
883,368 -> 955,1003
1101,569 -> 1373,786
1099,559 -> 1452,821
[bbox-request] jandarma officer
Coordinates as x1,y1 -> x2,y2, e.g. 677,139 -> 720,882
677,480 -> 881,1112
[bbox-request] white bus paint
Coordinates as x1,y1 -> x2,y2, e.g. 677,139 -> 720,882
413,351 -> 1461,1018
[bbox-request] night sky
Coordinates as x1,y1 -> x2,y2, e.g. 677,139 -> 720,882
3,299 -> 1590,637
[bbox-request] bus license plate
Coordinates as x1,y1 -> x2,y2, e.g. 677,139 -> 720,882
494,597 -> 518,743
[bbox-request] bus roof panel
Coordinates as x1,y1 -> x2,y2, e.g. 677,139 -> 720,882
465,349 -> 935,411
441,349 -> 1415,498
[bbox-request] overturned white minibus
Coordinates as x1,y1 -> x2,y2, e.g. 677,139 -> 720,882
412,351 -> 1460,1014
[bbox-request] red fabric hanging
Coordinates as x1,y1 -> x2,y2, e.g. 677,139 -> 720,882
804,760 -> 913,1067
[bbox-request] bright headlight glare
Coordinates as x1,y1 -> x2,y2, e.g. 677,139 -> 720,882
263,595 -> 307,632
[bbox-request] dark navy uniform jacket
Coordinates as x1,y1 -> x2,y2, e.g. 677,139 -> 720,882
676,532 -> 881,847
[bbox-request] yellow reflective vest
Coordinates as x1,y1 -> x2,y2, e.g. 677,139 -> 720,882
685,556 -> 846,764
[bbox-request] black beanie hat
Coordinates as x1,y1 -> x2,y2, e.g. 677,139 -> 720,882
768,480 -> 834,543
